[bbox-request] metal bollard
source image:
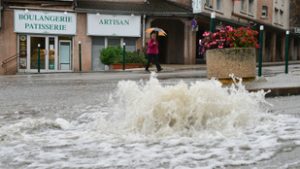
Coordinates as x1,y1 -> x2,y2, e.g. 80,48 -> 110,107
258,25 -> 264,77
285,31 -> 290,74
37,43 -> 40,73
210,12 -> 216,33
78,41 -> 82,72
122,42 -> 126,71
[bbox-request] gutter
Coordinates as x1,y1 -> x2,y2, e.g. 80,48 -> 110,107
75,8 -> 193,17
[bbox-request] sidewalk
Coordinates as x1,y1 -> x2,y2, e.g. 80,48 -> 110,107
4,63 -> 300,97
121,60 -> 300,72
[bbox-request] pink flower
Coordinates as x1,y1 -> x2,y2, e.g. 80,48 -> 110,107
203,32 -> 211,37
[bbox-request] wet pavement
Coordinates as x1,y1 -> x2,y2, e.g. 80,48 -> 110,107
0,64 -> 300,169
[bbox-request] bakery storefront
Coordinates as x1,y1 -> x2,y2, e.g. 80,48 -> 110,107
15,10 -> 76,72
87,14 -> 141,71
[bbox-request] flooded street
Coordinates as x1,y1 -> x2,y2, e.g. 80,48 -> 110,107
1,74 -> 300,169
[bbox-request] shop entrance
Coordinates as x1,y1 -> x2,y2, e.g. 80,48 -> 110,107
18,35 -> 73,72
151,19 -> 184,64
30,37 -> 46,70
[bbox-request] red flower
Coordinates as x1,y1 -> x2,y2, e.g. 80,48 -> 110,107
201,25 -> 259,51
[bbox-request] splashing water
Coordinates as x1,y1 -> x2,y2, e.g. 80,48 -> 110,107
1,74 -> 300,169
109,73 -> 269,137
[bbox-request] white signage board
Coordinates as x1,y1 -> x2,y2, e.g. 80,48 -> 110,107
192,0 -> 203,13
14,10 -> 76,35
87,14 -> 141,37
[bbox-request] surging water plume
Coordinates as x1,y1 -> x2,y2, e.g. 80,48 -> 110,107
110,73 -> 269,136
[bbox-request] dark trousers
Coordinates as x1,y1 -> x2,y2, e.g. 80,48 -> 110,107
145,54 -> 162,71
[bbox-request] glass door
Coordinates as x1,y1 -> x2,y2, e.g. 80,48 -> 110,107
59,40 -> 72,70
30,37 -> 46,69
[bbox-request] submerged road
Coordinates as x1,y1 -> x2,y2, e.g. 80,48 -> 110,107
0,67 -> 300,169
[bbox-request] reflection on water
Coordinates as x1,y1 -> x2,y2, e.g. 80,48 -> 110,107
1,74 -> 300,169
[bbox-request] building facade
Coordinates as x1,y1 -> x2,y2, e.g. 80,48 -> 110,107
0,0 -> 195,74
289,0 -> 300,61
0,0 -> 299,75
0,0 -> 79,74
191,0 -> 295,63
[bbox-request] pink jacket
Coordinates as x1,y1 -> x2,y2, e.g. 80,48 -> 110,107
147,39 -> 159,54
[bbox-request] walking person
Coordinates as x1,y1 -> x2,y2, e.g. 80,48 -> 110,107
145,31 -> 163,72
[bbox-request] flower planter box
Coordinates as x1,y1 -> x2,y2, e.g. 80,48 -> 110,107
111,63 -> 144,69
206,47 -> 256,81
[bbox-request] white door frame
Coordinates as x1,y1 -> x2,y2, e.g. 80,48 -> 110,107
58,40 -> 72,70
18,35 -> 73,73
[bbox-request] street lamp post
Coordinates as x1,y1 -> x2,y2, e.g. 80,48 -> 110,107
285,31 -> 290,74
78,41 -> 82,72
258,25 -> 264,77
37,43 -> 41,73
122,42 -> 126,71
210,12 -> 216,33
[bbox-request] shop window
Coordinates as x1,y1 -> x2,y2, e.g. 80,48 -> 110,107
262,5 -> 268,18
48,37 -> 55,70
30,37 -> 46,69
107,37 -> 121,47
19,35 -> 27,69
58,36 -> 72,41
123,38 -> 136,52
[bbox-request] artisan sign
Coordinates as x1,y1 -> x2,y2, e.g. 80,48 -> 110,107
14,10 -> 76,35
87,14 -> 141,37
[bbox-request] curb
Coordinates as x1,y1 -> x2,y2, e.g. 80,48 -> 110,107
249,87 -> 300,97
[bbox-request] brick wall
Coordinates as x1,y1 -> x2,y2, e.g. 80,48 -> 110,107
257,0 -> 273,24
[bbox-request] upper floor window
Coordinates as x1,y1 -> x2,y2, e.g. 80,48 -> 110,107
280,10 -> 284,25
216,0 -> 222,11
262,5 -> 268,18
241,0 -> 247,11
248,0 -> 254,14
274,8 -> 279,23
205,0 -> 213,8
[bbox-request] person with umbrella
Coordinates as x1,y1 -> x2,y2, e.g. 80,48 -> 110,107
145,30 -> 163,72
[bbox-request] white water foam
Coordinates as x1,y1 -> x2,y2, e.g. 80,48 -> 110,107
1,74 -> 300,169
108,73 -> 269,137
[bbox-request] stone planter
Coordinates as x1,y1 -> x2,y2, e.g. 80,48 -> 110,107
206,47 -> 256,81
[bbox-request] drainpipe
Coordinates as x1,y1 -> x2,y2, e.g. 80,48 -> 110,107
142,14 -> 146,48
